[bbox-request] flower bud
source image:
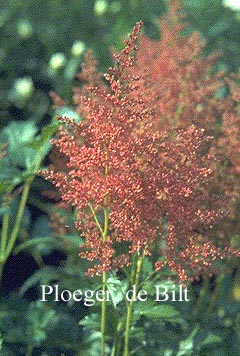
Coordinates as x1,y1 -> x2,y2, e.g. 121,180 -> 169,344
49,53 -> 66,70
17,20 -> 33,38
94,0 -> 108,16
14,77 -> 34,98
71,40 -> 86,57
9,77 -> 34,107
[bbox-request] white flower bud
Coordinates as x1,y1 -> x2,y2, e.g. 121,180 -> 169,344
17,20 -> 33,38
94,0 -> 108,16
14,77 -> 34,98
49,53 -> 66,70
71,40 -> 86,57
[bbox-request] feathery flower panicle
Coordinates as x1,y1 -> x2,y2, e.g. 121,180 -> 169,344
43,8 -> 239,280
124,0 -> 240,250
43,21 -> 161,276
130,0 -> 225,133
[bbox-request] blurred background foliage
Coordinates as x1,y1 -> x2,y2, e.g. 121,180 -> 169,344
0,0 -> 240,355
1,0 -> 240,127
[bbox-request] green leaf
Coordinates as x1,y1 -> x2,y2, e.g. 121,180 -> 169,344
207,18 -> 229,37
198,332 -> 222,349
107,276 -> 128,308
0,166 -> 22,193
142,258 -> 153,278
0,121 -> 57,177
14,232 -> 84,257
19,267 -> 64,295
26,301 -> 57,346
176,326 -> 200,356
0,121 -> 37,148
13,236 -> 62,255
79,313 -> 100,329
139,304 -> 181,320
27,122 -> 58,153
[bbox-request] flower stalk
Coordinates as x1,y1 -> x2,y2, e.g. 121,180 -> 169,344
123,250 -> 146,356
101,270 -> 107,356
0,177 -> 32,291
5,178 -> 32,258
101,200 -> 109,356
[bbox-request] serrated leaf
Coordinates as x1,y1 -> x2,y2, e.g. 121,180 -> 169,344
14,233 -> 84,256
19,267 -> 63,295
79,313 -> 100,329
26,301 -> 57,345
13,236 -> 62,255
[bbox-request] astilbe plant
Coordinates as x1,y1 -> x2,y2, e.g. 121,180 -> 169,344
42,4 -> 240,356
129,1 -> 224,133
127,1 -> 240,244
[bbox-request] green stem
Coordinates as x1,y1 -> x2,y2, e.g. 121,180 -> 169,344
192,278 -> 209,319
103,206 -> 109,238
0,180 -> 32,294
0,211 -> 10,291
85,200 -> 108,356
123,251 -> 145,356
110,318 -> 123,356
130,253 -> 138,285
206,275 -> 224,316
1,212 -> 9,254
100,198 -> 109,356
88,157 -> 109,356
89,203 -> 104,235
101,270 -> 107,356
0,262 -> 4,294
5,178 -> 32,259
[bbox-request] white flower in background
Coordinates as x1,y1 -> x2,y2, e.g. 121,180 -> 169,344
9,77 -> 34,105
223,0 -> 240,10
14,77 -> 34,98
49,53 -> 66,70
94,0 -> 108,16
17,20 -> 33,38
71,40 -> 86,57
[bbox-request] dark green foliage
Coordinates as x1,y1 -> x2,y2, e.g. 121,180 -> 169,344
1,0 -> 240,126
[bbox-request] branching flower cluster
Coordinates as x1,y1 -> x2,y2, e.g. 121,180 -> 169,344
43,2 -> 240,281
